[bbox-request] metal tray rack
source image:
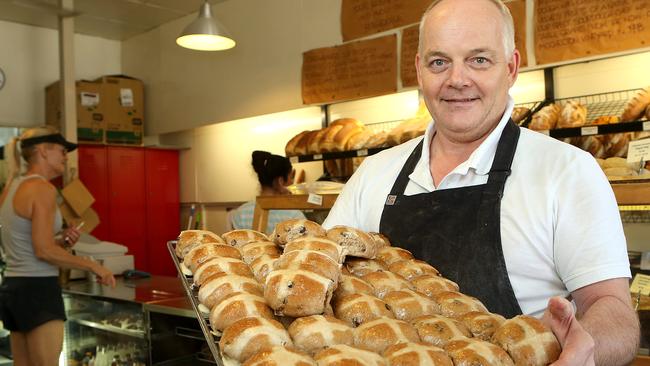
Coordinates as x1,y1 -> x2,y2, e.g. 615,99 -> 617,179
166,241 -> 223,366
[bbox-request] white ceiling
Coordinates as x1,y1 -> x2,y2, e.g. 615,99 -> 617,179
0,0 -> 227,41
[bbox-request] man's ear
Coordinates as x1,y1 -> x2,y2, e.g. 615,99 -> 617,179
507,49 -> 521,87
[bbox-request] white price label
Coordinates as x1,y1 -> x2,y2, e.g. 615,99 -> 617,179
627,138 -> 650,163
630,274 -> 650,295
580,126 -> 598,136
313,154 -> 323,160
80,92 -> 99,107
356,149 -> 369,157
289,156 -> 299,164
120,88 -> 134,107
644,121 -> 650,131
307,193 -> 323,206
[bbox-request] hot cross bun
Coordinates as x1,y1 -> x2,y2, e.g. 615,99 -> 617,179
492,315 -> 561,366
353,316 -> 420,354
287,315 -> 354,355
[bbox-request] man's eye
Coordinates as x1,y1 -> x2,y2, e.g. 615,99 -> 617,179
471,57 -> 491,66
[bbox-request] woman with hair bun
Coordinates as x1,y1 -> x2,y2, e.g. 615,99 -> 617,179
230,150 -> 305,234
0,127 -> 115,366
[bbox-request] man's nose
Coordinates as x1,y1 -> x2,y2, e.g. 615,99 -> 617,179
447,63 -> 471,89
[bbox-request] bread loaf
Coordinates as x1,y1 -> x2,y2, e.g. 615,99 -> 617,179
492,315 -> 561,366
183,243 -> 242,273
319,125 -> 345,152
511,107 -> 530,125
528,104 -> 560,131
176,230 -> 225,259
331,118 -> 365,152
306,128 -> 328,155
222,229 -> 269,249
193,257 -> 253,286
240,241 -> 281,265
264,269 -> 336,317
433,291 -> 488,318
590,115 -> 619,125
242,346 -> 316,366
219,316 -> 293,363
621,87 -> 650,122
344,258 -> 387,278
576,136 -> 606,158
368,232 -> 391,248
557,100 -> 587,128
353,316 -> 420,353
605,133 -> 632,158
271,219 -> 327,247
198,273 -> 263,309
294,131 -> 319,156
346,128 -> 373,151
376,247 -> 414,266
388,259 -> 439,281
314,344 -> 386,366
444,338 -> 514,366
274,250 -> 341,282
382,289 -> 440,321
287,315 -> 354,355
459,311 -> 506,342
364,131 -> 389,149
286,131 -> 311,157
250,253 -> 280,283
333,293 -> 395,327
383,342 -> 453,366
209,292 -> 275,332
283,237 -> 343,263
333,274 -> 375,301
411,314 -> 472,347
327,226 -> 379,259
411,275 -> 460,298
646,104 -> 650,120
361,270 -> 413,299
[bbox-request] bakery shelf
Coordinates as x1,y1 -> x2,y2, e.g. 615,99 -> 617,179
66,313 -> 146,339
513,100 -> 545,126
612,182 -> 650,205
288,146 -> 389,163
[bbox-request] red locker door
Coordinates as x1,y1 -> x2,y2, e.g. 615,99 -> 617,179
107,146 -> 147,271
77,145 -> 109,240
145,149 -> 180,276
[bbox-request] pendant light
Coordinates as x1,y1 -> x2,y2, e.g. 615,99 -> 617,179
176,1 -> 236,51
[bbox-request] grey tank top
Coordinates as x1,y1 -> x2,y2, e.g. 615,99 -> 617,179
0,175 -> 62,277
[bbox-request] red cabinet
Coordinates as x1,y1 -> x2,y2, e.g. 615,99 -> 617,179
78,145 -> 179,275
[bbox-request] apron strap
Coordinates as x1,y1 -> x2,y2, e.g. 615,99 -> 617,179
484,119 -> 520,198
385,139 -> 424,205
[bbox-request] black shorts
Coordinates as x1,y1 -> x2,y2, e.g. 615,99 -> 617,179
0,276 -> 66,332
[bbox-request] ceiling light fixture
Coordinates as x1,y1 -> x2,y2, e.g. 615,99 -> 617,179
176,1 -> 236,51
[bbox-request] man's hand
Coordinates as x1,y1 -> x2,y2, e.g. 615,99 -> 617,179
62,227 -> 81,247
542,296 -> 595,366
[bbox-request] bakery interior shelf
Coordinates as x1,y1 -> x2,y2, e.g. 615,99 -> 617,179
288,146 -> 389,163
612,181 -> 650,205
66,312 -> 146,339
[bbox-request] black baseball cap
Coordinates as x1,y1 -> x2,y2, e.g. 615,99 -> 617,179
20,133 -> 78,152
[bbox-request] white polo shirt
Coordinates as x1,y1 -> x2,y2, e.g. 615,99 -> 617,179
324,97 -> 630,317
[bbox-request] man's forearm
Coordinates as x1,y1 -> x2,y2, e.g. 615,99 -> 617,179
579,295 -> 640,366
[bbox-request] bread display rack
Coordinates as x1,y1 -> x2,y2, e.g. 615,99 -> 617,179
521,88 -> 650,138
166,241 -> 223,365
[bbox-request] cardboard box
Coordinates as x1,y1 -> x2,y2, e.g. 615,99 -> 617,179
45,80 -> 106,142
95,75 -> 144,145
59,202 -> 100,234
61,178 -> 95,216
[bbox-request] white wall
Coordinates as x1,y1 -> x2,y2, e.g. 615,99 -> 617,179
0,20 -> 121,127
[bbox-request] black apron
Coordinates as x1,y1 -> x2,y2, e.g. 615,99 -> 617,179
379,120 -> 522,318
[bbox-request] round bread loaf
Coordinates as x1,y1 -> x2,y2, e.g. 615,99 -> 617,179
590,115 -> 619,125
222,229 -> 269,249
383,289 -> 440,321
353,316 -> 420,354
274,249 -> 341,282
333,274 -> 375,301
434,291 -> 488,318
287,315 -> 354,355
271,219 -> 327,247
209,292 -> 274,332
368,232 -> 391,248
314,344 -> 386,366
193,256 -> 253,286
264,269 -> 336,317
411,314 -> 471,347
528,104 -> 560,131
511,106 -> 530,125
459,311 -> 506,342
249,253 -> 280,283
557,100 -> 587,128
240,241 -> 280,265
388,259 -> 439,281
361,270 -> 413,299
326,225 -> 378,259
183,243 -> 242,273
242,346 -> 316,366
376,247 -> 414,266
334,293 -> 395,327
492,315 -> 561,366
445,338 -> 514,366
176,230 -> 225,259
284,237 -> 343,263
344,258 -> 387,278
621,87 -> 650,121
219,316 -> 293,363
286,131 -> 311,157
411,274 -> 459,298
383,342 -> 453,366
198,273 -> 263,309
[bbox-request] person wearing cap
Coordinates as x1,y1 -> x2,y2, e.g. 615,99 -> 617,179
0,127 -> 115,365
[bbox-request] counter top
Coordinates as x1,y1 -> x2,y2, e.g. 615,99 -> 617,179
145,297 -> 195,318
62,275 -> 187,304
